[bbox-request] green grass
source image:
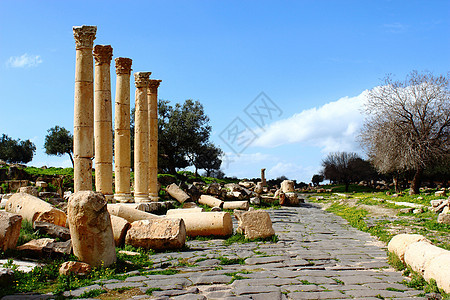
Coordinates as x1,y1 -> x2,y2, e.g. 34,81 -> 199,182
387,252 -> 406,271
223,233 -> 279,246
325,203 -> 393,243
76,288 -> 106,298
145,287 -> 162,295
217,256 -> 246,265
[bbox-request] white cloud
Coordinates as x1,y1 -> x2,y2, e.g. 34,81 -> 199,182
252,90 -> 368,153
6,53 -> 43,68
267,162 -> 317,183
383,23 -> 408,34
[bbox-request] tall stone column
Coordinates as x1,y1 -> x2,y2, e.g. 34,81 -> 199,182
73,25 -> 97,192
93,45 -> 113,200
147,79 -> 162,202
134,72 -> 151,203
114,58 -> 133,203
261,168 -> 266,187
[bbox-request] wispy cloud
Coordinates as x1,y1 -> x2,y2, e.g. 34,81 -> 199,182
383,22 -> 408,34
6,53 -> 43,68
252,90 -> 368,153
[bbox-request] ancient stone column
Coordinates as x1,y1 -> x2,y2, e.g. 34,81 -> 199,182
261,168 -> 266,186
73,25 -> 97,192
93,45 -> 113,200
114,58 -> 133,203
147,79 -> 162,202
134,72 -> 151,202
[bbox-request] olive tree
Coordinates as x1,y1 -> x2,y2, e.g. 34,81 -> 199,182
360,71 -> 450,194
44,126 -> 74,166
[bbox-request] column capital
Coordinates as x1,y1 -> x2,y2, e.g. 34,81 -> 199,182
134,72 -> 151,88
148,79 -> 162,93
93,45 -> 113,65
115,57 -> 132,75
73,25 -> 97,49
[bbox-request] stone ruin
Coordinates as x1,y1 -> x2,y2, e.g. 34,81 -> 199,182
0,25 -> 293,273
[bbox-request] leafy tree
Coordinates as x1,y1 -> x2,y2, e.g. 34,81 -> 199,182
321,152 -> 371,192
195,143 -> 223,177
311,174 -> 324,186
0,134 -> 36,164
44,126 -> 74,166
360,71 -> 450,194
131,99 -> 223,175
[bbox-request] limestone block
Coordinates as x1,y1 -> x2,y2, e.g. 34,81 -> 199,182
33,221 -> 71,241
16,238 -> 72,257
125,218 -> 186,250
199,195 -> 224,208
254,182 -> 263,194
0,211 -> 22,251
107,204 -> 160,223
110,215 -> 130,247
166,212 -> 233,237
387,234 -> 430,262
234,210 -> 275,240
239,181 -> 255,189
68,191 -> 116,267
17,186 -> 38,197
435,190 -> 446,197
5,193 -> 67,227
430,199 -> 444,207
280,180 -> 295,193
223,201 -> 249,211
424,252 -> 450,293
166,183 -> 190,203
284,192 -> 299,206
59,261 -> 92,276
35,181 -> 48,188
206,183 -> 222,195
183,202 -> 200,209
166,208 -> 204,215
404,241 -> 447,274
274,189 -> 281,198
438,212 -> 450,224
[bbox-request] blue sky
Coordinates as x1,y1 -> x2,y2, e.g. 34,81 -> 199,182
0,0 -> 449,183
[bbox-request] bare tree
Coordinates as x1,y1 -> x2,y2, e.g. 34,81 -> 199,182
321,151 -> 365,192
360,71 -> 450,194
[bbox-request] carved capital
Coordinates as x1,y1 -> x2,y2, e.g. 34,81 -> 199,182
148,80 -> 162,93
93,45 -> 113,65
115,57 -> 132,75
73,25 -> 97,49
134,72 -> 151,88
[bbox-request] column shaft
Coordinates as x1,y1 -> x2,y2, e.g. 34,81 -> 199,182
134,72 -> 151,202
73,25 -> 97,192
114,58 -> 133,202
147,80 -> 162,202
94,45 -> 113,199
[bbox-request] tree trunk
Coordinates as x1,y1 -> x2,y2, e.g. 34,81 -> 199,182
393,175 -> 400,193
68,152 -> 74,167
344,181 -> 350,192
409,167 -> 423,195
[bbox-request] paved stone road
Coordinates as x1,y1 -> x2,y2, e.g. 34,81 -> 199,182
6,202 -> 431,299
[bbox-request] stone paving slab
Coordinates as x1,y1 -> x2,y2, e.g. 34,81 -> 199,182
3,202 -> 437,299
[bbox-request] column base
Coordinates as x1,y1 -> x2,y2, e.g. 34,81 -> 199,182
149,193 -> 159,202
104,194 -> 115,203
114,193 -> 133,203
134,195 -> 150,203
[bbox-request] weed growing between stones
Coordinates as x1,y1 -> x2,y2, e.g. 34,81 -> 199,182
387,252 -> 406,271
145,287 -> 163,295
76,288 -> 106,298
225,270 -> 251,283
223,233 -> 279,246
217,256 -> 246,265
